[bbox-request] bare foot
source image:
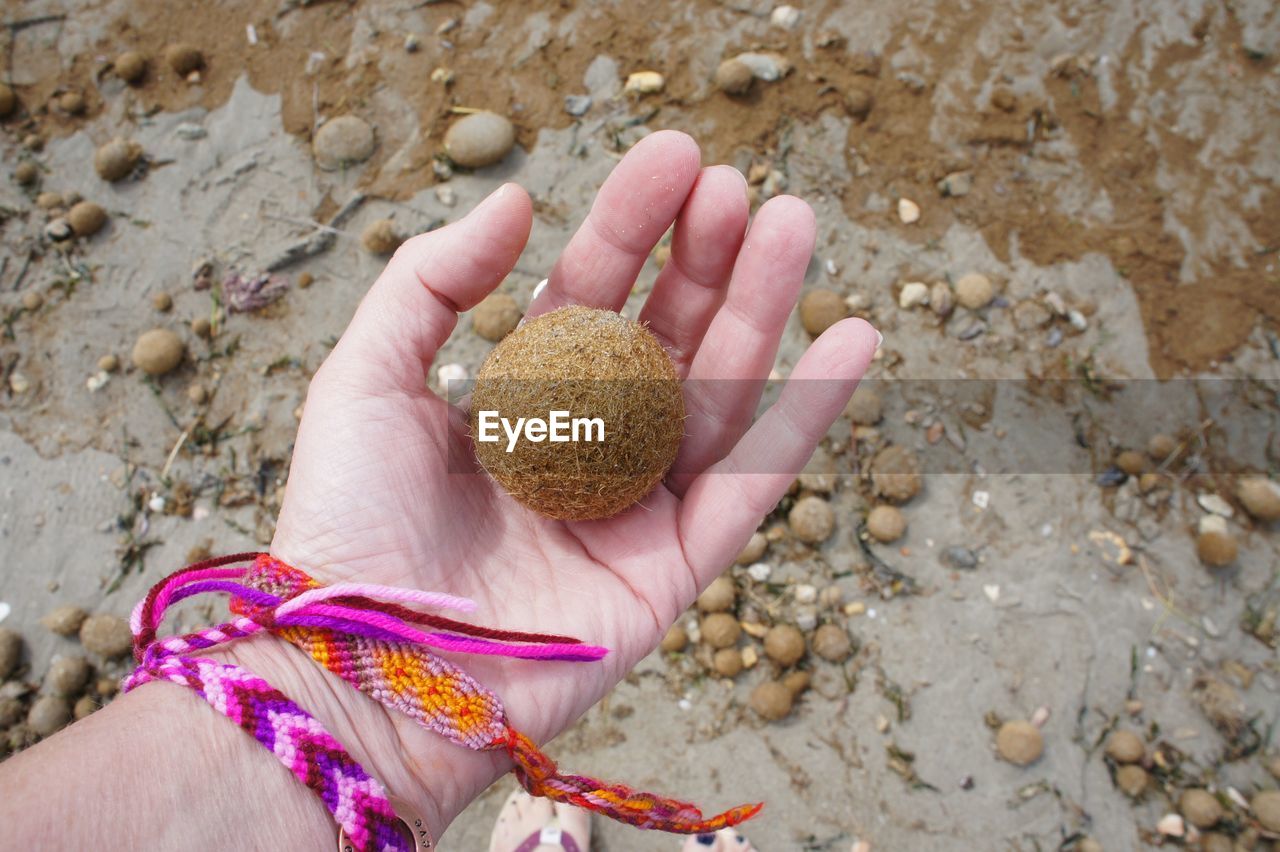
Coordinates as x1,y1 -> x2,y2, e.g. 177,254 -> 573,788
488,789 -> 591,852
680,827 -> 756,851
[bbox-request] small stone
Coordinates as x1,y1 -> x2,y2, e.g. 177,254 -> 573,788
361,219 -> 402,255
191,317 -> 212,339
741,646 -> 759,669
799,289 -> 848,337
713,647 -> 743,677
750,680 -> 794,720
812,624 -> 852,662
733,51 -> 793,82
1115,450 -> 1147,476
898,281 -> 929,309
844,86 -> 874,119
14,161 -> 37,185
312,115 -> 376,171
404,33 -> 421,53
700,613 -> 740,649
991,87 -> 1017,112
1076,839 -> 1102,852
1105,729 -> 1145,764
1155,814 -> 1184,838
21,291 -> 43,311
58,90 -> 86,115
782,670 -> 810,696
818,585 -> 844,609
164,43 -> 204,76
1116,764 -> 1149,798
1012,300 -> 1052,330
770,5 -> 801,29
736,532 -> 768,565
941,546 -> 978,570
44,218 -> 73,242
297,272 -> 314,289
0,697 -> 22,728
1196,530 -> 1237,567
23,133 -> 43,151
444,111 -> 516,168
45,655 -> 91,697
846,386 -> 882,425
955,273 -> 995,310
430,67 -> 455,86
763,624 -> 805,666
27,695 -> 71,737
187,383 -> 207,404
897,198 -> 920,224
1238,477 -> 1280,522
937,171 -> 973,197
152,292 -> 173,312
715,58 -> 754,95
94,138 -> 142,182
1179,788 -> 1223,828
793,584 -> 817,605
0,629 -> 21,679
697,576 -> 736,613
95,677 -> 119,697
1068,309 -> 1088,331
659,624 -> 687,653
789,496 -> 835,544
68,201 -> 107,237
115,51 -> 147,83
0,83 -> 16,117
79,614 -> 133,658
73,696 -> 98,720
746,562 -> 771,582
563,94 -> 592,116
9,372 -> 31,394
1147,433 -> 1177,460
996,720 -> 1043,766
870,445 -> 923,503
40,605 -> 87,637
930,281 -> 954,318
866,505 -> 906,543
36,190 -> 62,209
624,71 -> 665,94
1253,790 -> 1280,832
472,293 -> 522,341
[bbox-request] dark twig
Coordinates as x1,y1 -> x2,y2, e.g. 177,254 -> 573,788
261,193 -> 366,272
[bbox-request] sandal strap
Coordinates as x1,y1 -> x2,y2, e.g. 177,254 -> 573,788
513,825 -> 583,852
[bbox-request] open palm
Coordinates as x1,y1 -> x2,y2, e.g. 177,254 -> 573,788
270,131 -> 878,827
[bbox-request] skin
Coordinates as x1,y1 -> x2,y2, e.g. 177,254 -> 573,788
0,130 -> 878,849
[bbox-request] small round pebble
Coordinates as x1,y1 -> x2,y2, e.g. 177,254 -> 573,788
1238,476 -> 1280,522
788,496 -> 834,544
811,624 -> 852,662
361,218 -> 402,255
1076,838 -> 1102,852
297,271 -> 315,289
73,695 -> 98,720
955,273 -> 995,310
749,680 -> 793,721
995,719 -> 1043,766
164,43 -> 204,75
1196,530 -> 1237,567
870,445 -> 923,503
1115,764 -> 1148,798
1115,450 -> 1147,476
1179,788 -> 1222,829
659,624 -> 687,653
736,532 -> 768,565
97,354 -> 119,373
0,628 -> 21,679
799,289 -> 848,337
78,613 -> 133,658
45,655 -> 91,697
187,383 -> 207,404
472,292 -> 522,341
191,317 -> 212,339
312,115 -> 376,171
58,90 -> 86,115
0,698 -> 22,728
1253,790 -> 1280,832
0,83 -> 15,117
866,505 -> 906,543
846,386 -> 883,425
763,624 -> 805,666
35,190 -> 62,209
14,161 -> 37,185
94,138 -> 142,181
700,613 -> 740,649
21,291 -> 43,311
27,695 -> 71,737
115,51 -> 147,83
1147,433 -> 1177,460
132,328 -> 184,376
152,292 -> 173,312
444,111 -> 516,168
697,576 -> 736,613
715,58 -> 754,95
712,647 -> 743,677
68,201 -> 107,237
1104,729 -> 1144,764
782,671 -> 811,696
40,605 -> 87,637
991,87 -> 1017,111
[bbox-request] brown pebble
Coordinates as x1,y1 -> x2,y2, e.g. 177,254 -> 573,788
58,90 -> 86,115
782,670 -> 811,696
763,624 -> 805,666
1147,433 -> 1177,460
14,161 -> 37,185
712,647 -> 743,677
991,87 -> 1017,112
1179,788 -> 1223,829
736,532 -> 768,565
659,624 -> 687,653
94,138 -> 142,182
73,695 -> 98,720
191,316 -> 212,339
40,605 -> 88,637
1076,838 -> 1102,852
94,677 -> 119,698
700,613 -> 741,649
35,190 -> 62,210
23,133 -> 43,151
27,695 -> 71,737
152,292 -> 173,312
788,496 -> 834,544
132,328 -> 184,376
1115,764 -> 1148,798
297,271 -> 314,289
811,624 -> 852,662
7,725 -> 38,752
696,576 -> 736,613
0,697 -> 23,728
1196,530 -> 1237,567
1116,450 -> 1147,476
870,445 -> 923,503
1199,833 -> 1231,852
187,383 -> 208,404
0,82 -> 16,117
866,505 -> 906,543
68,201 -> 107,237
846,386 -> 883,425
361,218 -> 402,255
714,58 -> 754,95
115,51 -> 147,84
472,292 -> 522,341
0,628 -> 21,679
995,719 -> 1043,766
1104,729 -> 1144,764
844,85 -> 874,119
45,655 -> 91,697
165,43 -> 204,76
1253,789 -> 1280,832
21,291 -> 43,311
78,613 -> 133,658
1238,476 -> 1280,522
749,680 -> 793,721
798,289 -> 848,337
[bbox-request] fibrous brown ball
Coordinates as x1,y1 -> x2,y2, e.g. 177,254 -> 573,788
45,655 -> 91,697
1104,729 -> 1144,764
697,576 -> 736,613
700,613 -> 740,649
1238,476 -> 1280,522
871,445 -> 922,503
41,605 -> 87,637
1115,764 -> 1148,798
78,613 -> 133,658
115,51 -> 147,84
472,292 -> 522,341
798,289 -> 848,337
361,218 -> 402,255
714,58 -> 754,95
866,505 -> 906,543
470,307 -> 684,520
712,647 -> 743,677
14,161 -> 37,186
1253,790 -> 1280,832
955,273 -> 994,310
1147,433 -> 1177,460
749,680 -> 793,721
782,670 -> 811,696
659,624 -> 687,653
763,624 -> 805,666
995,719 -> 1043,766
27,695 -> 71,737
788,496 -> 834,544
0,628 -> 21,679
58,90 -> 86,115
1196,530 -> 1237,567
1179,788 -> 1222,829
846,385 -> 882,425
811,624 -> 852,662
73,696 -> 98,720
1115,450 -> 1147,476
94,138 -> 142,182
131,329 -> 184,376
68,201 -> 107,237
164,43 -> 204,76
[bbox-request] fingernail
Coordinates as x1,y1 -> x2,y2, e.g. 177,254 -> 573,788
874,329 -> 884,350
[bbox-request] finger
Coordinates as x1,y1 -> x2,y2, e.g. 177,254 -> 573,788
637,164 -> 749,376
525,130 -> 702,319
667,195 -> 816,494
326,184 -> 533,395
677,318 -> 880,583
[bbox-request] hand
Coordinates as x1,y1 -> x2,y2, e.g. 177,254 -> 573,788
270,130 -> 879,834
